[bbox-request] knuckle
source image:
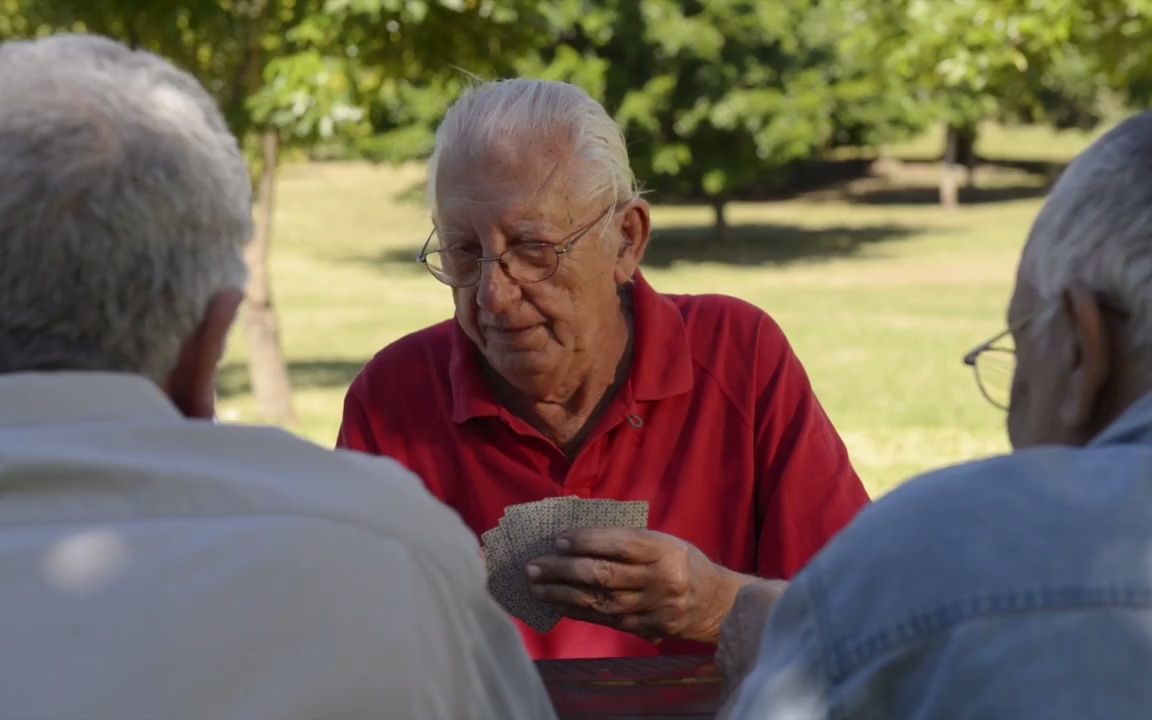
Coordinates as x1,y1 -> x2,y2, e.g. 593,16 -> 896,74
589,588 -> 617,614
665,592 -> 689,617
666,566 -> 690,595
592,558 -> 615,586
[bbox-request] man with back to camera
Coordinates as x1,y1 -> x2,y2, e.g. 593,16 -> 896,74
723,112 -> 1152,719
0,33 -> 554,720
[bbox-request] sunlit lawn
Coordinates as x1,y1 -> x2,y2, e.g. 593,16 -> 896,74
217,124 -> 1099,497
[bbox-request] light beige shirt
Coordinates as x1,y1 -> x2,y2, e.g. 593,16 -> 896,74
0,372 -> 555,720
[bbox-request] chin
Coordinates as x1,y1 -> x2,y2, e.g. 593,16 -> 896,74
487,349 -> 558,385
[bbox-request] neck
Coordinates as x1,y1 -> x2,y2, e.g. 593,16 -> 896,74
490,292 -> 634,452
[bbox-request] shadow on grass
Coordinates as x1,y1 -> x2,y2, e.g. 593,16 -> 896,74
840,157 -> 1065,206
216,359 -> 364,399
847,184 -> 1049,206
642,222 -> 922,268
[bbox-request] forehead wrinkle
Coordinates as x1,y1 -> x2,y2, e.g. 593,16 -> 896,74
441,177 -> 524,193
435,133 -> 588,240
437,212 -> 564,240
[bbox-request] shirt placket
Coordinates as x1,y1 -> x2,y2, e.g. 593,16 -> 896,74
562,380 -> 643,496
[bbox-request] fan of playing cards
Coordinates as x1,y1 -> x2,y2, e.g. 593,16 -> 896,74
482,497 -> 649,633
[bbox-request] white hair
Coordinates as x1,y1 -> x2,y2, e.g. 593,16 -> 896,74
426,79 -> 637,221
1021,113 -> 1152,344
0,34 -> 251,381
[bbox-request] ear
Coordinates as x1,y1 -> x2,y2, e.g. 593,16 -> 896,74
613,198 -> 652,284
1060,283 -> 1112,435
165,289 -> 244,419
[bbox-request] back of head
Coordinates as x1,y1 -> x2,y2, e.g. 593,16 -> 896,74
0,34 -> 251,382
1021,113 -> 1152,344
426,78 -> 637,220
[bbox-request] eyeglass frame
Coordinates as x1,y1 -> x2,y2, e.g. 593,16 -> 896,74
416,202 -> 622,288
962,295 -> 1131,411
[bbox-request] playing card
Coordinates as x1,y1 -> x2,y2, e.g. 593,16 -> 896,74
484,499 -> 566,633
502,498 -> 573,632
568,499 -> 649,530
489,555 -> 557,632
481,525 -> 510,572
481,497 -> 651,634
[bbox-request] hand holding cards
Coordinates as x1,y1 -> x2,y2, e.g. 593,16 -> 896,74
524,525 -> 752,645
482,497 -> 649,633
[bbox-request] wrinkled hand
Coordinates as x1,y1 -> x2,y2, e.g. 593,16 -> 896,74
715,580 -> 790,694
525,528 -> 752,643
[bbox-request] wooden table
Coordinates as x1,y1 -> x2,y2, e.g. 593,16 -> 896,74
536,655 -> 723,720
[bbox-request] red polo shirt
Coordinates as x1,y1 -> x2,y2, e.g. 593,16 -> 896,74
337,272 -> 868,660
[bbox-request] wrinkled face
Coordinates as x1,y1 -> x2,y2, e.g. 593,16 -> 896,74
432,131 -> 645,399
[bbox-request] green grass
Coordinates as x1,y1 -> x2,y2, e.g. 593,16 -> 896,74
217,125 -> 1097,498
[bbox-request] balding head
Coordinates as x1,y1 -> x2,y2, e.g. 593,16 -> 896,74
0,34 -> 251,386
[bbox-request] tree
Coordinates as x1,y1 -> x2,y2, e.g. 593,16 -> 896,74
1079,0 -> 1152,108
0,0 -> 35,39
511,0 -> 868,238
16,0 -> 315,423
363,0 -> 890,238
12,0 -> 543,424
848,0 -> 1104,208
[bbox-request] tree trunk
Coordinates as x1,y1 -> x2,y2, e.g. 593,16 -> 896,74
956,127 -> 978,189
939,124 -> 961,210
241,129 -> 298,426
712,199 -> 728,242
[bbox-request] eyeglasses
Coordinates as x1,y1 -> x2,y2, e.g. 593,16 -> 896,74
417,203 -> 618,288
963,325 -> 1021,411
962,297 -> 1130,411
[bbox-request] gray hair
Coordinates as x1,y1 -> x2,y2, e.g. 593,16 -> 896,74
1021,113 -> 1152,345
0,34 -> 251,381
427,79 -> 637,221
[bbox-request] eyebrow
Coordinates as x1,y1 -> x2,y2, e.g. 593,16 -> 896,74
508,224 -> 563,243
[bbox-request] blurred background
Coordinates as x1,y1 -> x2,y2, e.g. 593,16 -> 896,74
3,0 -> 1148,496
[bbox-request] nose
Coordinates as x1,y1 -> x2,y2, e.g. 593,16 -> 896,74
475,259 -> 520,315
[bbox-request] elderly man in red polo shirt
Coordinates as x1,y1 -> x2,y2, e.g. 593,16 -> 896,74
338,79 -> 869,660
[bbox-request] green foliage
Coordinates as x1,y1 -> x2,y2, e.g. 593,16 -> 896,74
7,0 -> 1146,203
1078,0 -> 1152,107
851,0 -> 1105,136
10,0 -> 543,168
248,50 -> 369,145
0,0 -> 36,39
510,0 -> 879,204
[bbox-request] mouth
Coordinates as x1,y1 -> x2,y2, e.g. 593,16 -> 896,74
483,323 -> 545,348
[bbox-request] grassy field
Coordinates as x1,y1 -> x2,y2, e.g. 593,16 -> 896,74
216,124 -> 1099,498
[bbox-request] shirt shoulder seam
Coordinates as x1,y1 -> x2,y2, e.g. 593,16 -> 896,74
683,304 -> 771,431
689,357 -> 754,430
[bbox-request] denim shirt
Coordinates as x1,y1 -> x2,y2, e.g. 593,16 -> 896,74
725,394 -> 1152,720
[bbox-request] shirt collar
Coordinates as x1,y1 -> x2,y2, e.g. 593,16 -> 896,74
448,270 -> 694,424
1089,390 -> 1152,447
0,372 -> 182,429
448,328 -> 504,424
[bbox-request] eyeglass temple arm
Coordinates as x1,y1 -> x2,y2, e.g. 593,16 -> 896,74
962,327 -> 1013,367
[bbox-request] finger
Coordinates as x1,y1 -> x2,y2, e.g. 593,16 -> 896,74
526,555 -> 649,590
555,528 -> 668,563
560,607 -> 666,641
530,582 -> 648,615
